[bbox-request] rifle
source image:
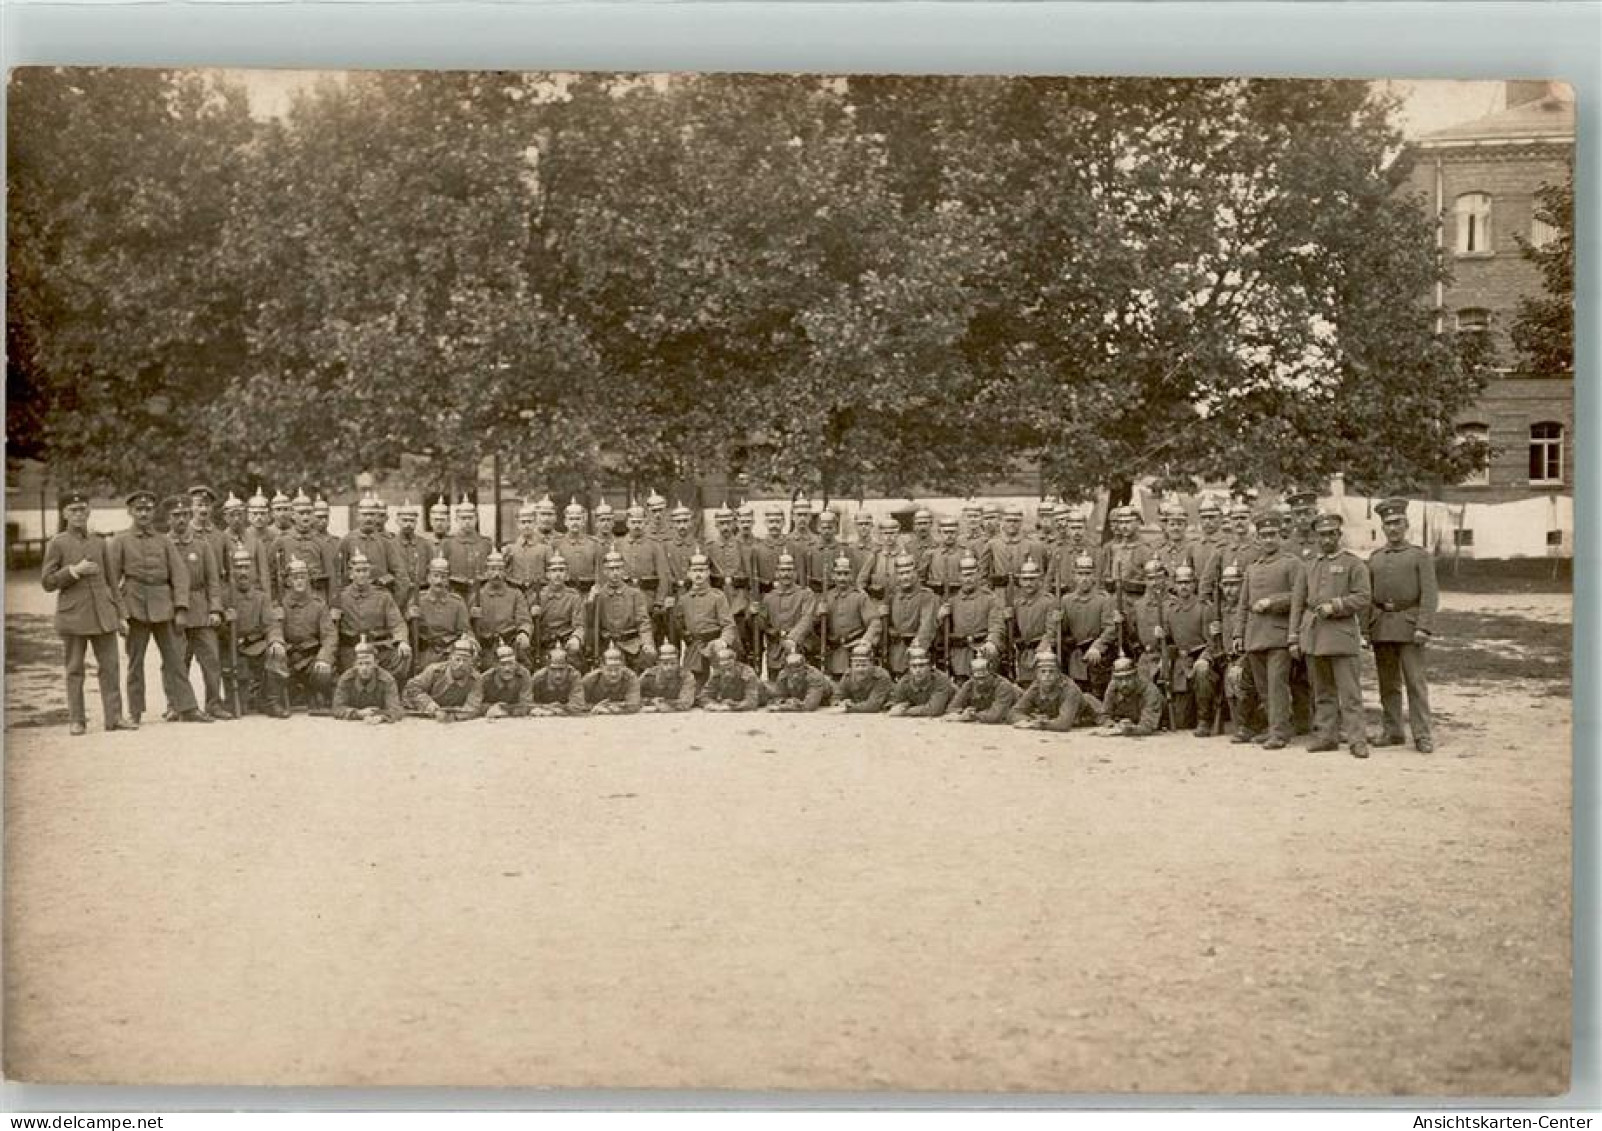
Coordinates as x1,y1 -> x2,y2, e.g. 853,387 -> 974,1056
1208,605 -> 1229,736
940,579 -> 953,674
1155,583 -> 1177,733
818,596 -> 829,674
227,608 -> 243,718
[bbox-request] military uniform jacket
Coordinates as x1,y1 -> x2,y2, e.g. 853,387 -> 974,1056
706,536 -> 754,611
171,533 -> 224,623
394,532 -> 436,601
1096,538 -> 1153,592
1149,539 -> 1199,585
698,663 -> 764,710
332,667 -> 402,721
835,666 -> 893,712
963,533 -> 995,579
941,585 -> 1002,648
1292,549 -> 1371,656
1131,591 -> 1167,655
886,585 -> 940,648
1235,550 -> 1303,653
986,535 -> 1047,588
440,532 -> 494,590
769,664 -> 832,709
224,585 -> 283,655
335,583 -> 405,646
404,662 -> 483,714
528,666 -> 585,711
1010,678 -> 1087,731
109,527 -> 191,623
533,584 -> 584,645
664,538 -> 700,591
504,536 -> 553,590
1011,588 -> 1059,649
819,587 -> 881,648
1190,533 -> 1231,601
948,674 -> 1021,723
594,583 -> 654,652
856,546 -> 903,598
1164,595 -> 1214,656
556,534 -> 602,587
640,666 -> 697,711
674,587 -> 737,648
415,588 -> 471,650
758,585 -> 816,648
1366,542 -> 1438,643
924,545 -> 968,595
43,529 -> 124,635
750,537 -> 790,589
473,581 -> 532,640
273,530 -> 337,594
1058,590 -> 1118,652
1045,538 -> 1092,593
222,525 -> 275,594
1098,677 -> 1164,734
339,529 -> 405,591
888,670 -> 955,716
480,664 -> 534,709
281,590 -> 337,665
617,535 -> 671,600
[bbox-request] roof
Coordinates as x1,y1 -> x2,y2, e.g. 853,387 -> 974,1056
1418,92 -> 1575,148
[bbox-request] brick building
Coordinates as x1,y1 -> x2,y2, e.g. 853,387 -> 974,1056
1402,81 -> 1575,504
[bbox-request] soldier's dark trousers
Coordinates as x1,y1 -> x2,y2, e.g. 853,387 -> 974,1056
1309,653 -> 1365,747
63,632 -> 123,727
184,625 -> 225,715
233,652 -> 281,714
1289,655 -> 1313,735
125,618 -> 198,717
1373,642 -> 1432,744
218,624 -> 238,707
1242,648 -> 1291,742
287,661 -> 332,712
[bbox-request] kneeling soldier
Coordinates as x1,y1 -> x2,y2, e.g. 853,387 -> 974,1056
472,550 -> 533,669
1058,553 -> 1118,698
280,556 -> 337,713
404,636 -> 484,722
766,649 -> 833,711
885,646 -> 954,717
582,646 -> 642,714
224,549 -> 286,718
940,553 -> 1005,678
532,553 -> 586,665
698,644 -> 766,712
943,654 -> 1020,724
332,638 -> 403,724
673,552 -> 738,680
529,646 -> 586,716
832,641 -> 894,713
639,643 -> 697,712
1164,564 -> 1219,737
481,643 -> 534,719
818,556 -> 882,678
1010,650 -> 1097,731
335,551 -> 412,680
1095,656 -> 1164,736
414,556 -> 471,670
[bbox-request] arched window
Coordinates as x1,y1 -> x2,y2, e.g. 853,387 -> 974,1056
1456,423 -> 1491,486
1529,422 -> 1564,486
1455,192 -> 1493,255
1456,308 -> 1491,334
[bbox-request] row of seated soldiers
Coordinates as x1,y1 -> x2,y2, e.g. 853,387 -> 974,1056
325,633 -> 1166,739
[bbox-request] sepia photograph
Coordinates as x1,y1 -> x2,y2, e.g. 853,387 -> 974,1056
3,66 -> 1577,1095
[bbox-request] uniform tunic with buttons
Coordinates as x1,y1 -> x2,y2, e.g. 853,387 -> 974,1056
480,664 -> 534,711
888,669 -> 955,716
172,533 -> 224,623
503,537 -> 553,591
818,586 -> 883,674
403,661 -> 483,715
673,586 -> 738,671
274,530 -> 338,595
281,591 -> 337,667
473,580 -> 533,643
1365,542 -> 1438,642
224,585 -> 283,655
415,588 -> 471,654
528,666 -> 585,712
1009,677 -> 1094,731
706,536 -> 754,614
947,673 -> 1021,723
594,583 -> 654,654
44,529 -> 124,635
834,665 -> 894,712
617,535 -> 671,603
333,667 -> 402,720
533,583 -> 585,648
1058,589 -> 1118,682
335,584 -> 406,647
640,666 -> 697,711
1098,675 -> 1165,734
556,534 -> 602,589
697,662 -> 765,710
1292,551 -> 1371,656
108,527 -> 191,622
768,663 -> 833,709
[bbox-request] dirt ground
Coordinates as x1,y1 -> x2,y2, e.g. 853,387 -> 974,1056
1,580 -> 1574,1095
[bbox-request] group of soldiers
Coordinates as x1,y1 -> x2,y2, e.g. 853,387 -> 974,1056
42,484 -> 1438,754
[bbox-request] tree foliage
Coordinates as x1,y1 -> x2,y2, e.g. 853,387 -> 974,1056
7,68 -> 1495,498
1510,162 -> 1574,379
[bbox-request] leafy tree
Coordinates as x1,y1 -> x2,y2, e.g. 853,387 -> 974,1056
1510,163 -> 1574,378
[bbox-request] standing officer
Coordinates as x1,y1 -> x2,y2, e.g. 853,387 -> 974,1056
706,504 -> 755,637
1191,496 -> 1229,602
787,498 -> 816,589
189,485 -> 230,582
1292,512 -> 1372,759
168,494 -> 229,720
339,493 -> 407,606
223,548 -> 286,718
1097,505 -> 1152,596
269,490 -> 295,540
311,495 -> 341,572
806,508 -> 850,592
43,489 -> 134,734
591,500 -> 618,549
1150,503 -> 1199,588
856,515 -> 905,608
751,505 -> 790,596
905,508 -> 936,574
644,489 -> 671,543
279,556 -> 337,714
221,492 -> 274,596
593,550 -> 656,671
1232,512 -> 1303,750
664,504 -> 700,601
925,516 -> 968,602
428,496 -> 454,544
1366,497 -> 1439,753
108,488 -> 206,725
987,504 -> 1046,609
817,556 -> 882,678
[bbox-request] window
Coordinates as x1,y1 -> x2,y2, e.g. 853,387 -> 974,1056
1456,308 -> 1490,334
1455,192 -> 1493,255
1529,422 -> 1564,486
1456,423 -> 1491,486
1531,214 -> 1559,248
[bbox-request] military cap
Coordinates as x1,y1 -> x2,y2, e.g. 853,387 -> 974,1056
688,552 -> 710,569
1159,502 -> 1187,520
286,555 -> 310,576
912,508 -> 933,522
1064,508 -> 1088,524
495,643 -> 516,662
1110,505 -> 1134,522
670,503 -> 692,520
893,552 -> 917,570
1019,557 -> 1042,577
908,648 -> 931,666
353,637 -> 376,658
961,501 -> 983,516
536,494 -> 557,514
1220,564 -> 1244,583
428,556 -> 449,573
1035,649 -> 1060,667
1037,501 -> 1057,518
247,487 -> 269,509
657,642 -> 678,658
188,483 -> 216,502
221,492 -> 245,513
162,493 -> 190,515
763,503 -> 784,517
817,508 -> 838,525
485,550 -> 506,568
1110,656 -> 1136,680
313,496 -> 331,514
1142,558 -> 1167,579
1073,553 -> 1096,571
1285,490 -> 1318,512
1003,503 -> 1025,518
738,503 -> 756,520
645,489 -> 667,510
1252,512 -> 1282,532
59,490 -> 90,509
877,514 -> 900,530
451,637 -> 477,657
547,552 -> 568,571
1228,501 -> 1253,518
1312,512 -> 1344,533
1198,496 -> 1223,517
270,490 -> 290,507
602,550 -> 625,567
1375,497 -> 1410,520
959,554 -> 980,571
851,642 -> 873,659
1174,564 -> 1197,583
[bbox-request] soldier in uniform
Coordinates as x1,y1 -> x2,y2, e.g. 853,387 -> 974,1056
270,490 -> 295,539
664,504 -> 701,606
765,650 -> 833,711
593,550 -> 656,671
806,508 -> 850,592
644,489 -> 671,543
504,501 -> 552,591
939,554 -> 1005,678
247,487 -> 275,546
223,548 -> 286,718
885,646 -> 954,718
1223,502 -> 1257,571
531,553 -> 586,665
340,493 -> 408,609
831,641 -> 894,713
403,636 -> 484,721
273,491 -> 338,603
857,515 -> 905,607
672,553 -> 738,681
1232,513 -> 1303,750
1292,512 -> 1372,759
437,498 -> 494,605
168,494 -> 230,720
311,495 -> 341,571
1191,496 -> 1229,603
1365,497 -> 1439,753
755,553 -> 816,674
942,653 -> 1020,724
558,500 -> 601,594
1010,650 -> 1099,731
986,504 -> 1046,609
1214,563 -> 1255,737
1046,506 -> 1093,595
427,496 -> 453,544
189,484 -> 230,583
925,516 -> 968,604
850,507 -> 877,559
1098,505 -> 1153,597
698,644 -> 765,712
706,505 -> 754,644
412,556 -> 472,670
279,556 -> 337,714
1161,563 -> 1219,736
618,505 -> 672,642
639,643 -> 697,713
1095,656 -> 1165,736
332,638 -> 403,724
1009,557 -> 1060,686
592,500 -> 618,548
43,490 -> 134,734
817,556 -> 883,677
1149,502 -> 1199,589
884,552 -> 939,677
393,499 -> 435,605
905,508 -> 936,574
751,505 -> 790,597
481,643 -> 535,720
471,550 -> 533,668
528,647 -> 586,716
1129,557 -> 1169,679
580,646 -> 643,714
221,491 -> 274,597
533,495 -> 560,544
786,498 -> 816,589
1057,552 -> 1118,699
333,551 -> 411,679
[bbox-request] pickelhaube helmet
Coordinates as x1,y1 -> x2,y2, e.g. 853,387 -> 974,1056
657,641 -> 678,658
602,550 -> 625,567
938,514 -> 959,529
792,498 -> 812,515
776,552 -> 796,570
353,637 -> 376,658
1220,564 -> 1244,584
603,645 -> 625,662
231,547 -> 255,568
688,552 -> 710,569
593,500 -> 615,518
1019,556 -> 1042,577
832,556 -> 853,573
430,495 -> 451,518
959,554 -> 980,571
646,489 -> 667,510
1035,649 -> 1059,667
454,496 -> 476,515
349,550 -> 371,569
547,552 -> 568,571
1174,564 -> 1197,583
851,642 -> 873,660
517,500 -> 539,519
222,491 -> 245,512
428,556 -> 449,573
1003,503 -> 1025,519
565,498 -> 586,518
248,486 -> 269,509
286,555 -> 309,576
1198,496 -> 1223,517
670,503 -> 692,520
451,637 -> 477,657
270,489 -> 290,507
290,489 -> 312,510
485,550 -> 505,568
495,643 -> 516,661
626,504 -> 646,520
1111,656 -> 1137,679
397,498 -> 419,517
536,494 -> 556,514
893,552 -> 916,570
1073,552 -> 1096,571
1142,558 -> 1167,579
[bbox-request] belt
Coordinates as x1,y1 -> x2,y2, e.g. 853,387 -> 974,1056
238,630 -> 266,647
288,639 -> 321,656
692,628 -> 723,643
1378,601 -> 1418,612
